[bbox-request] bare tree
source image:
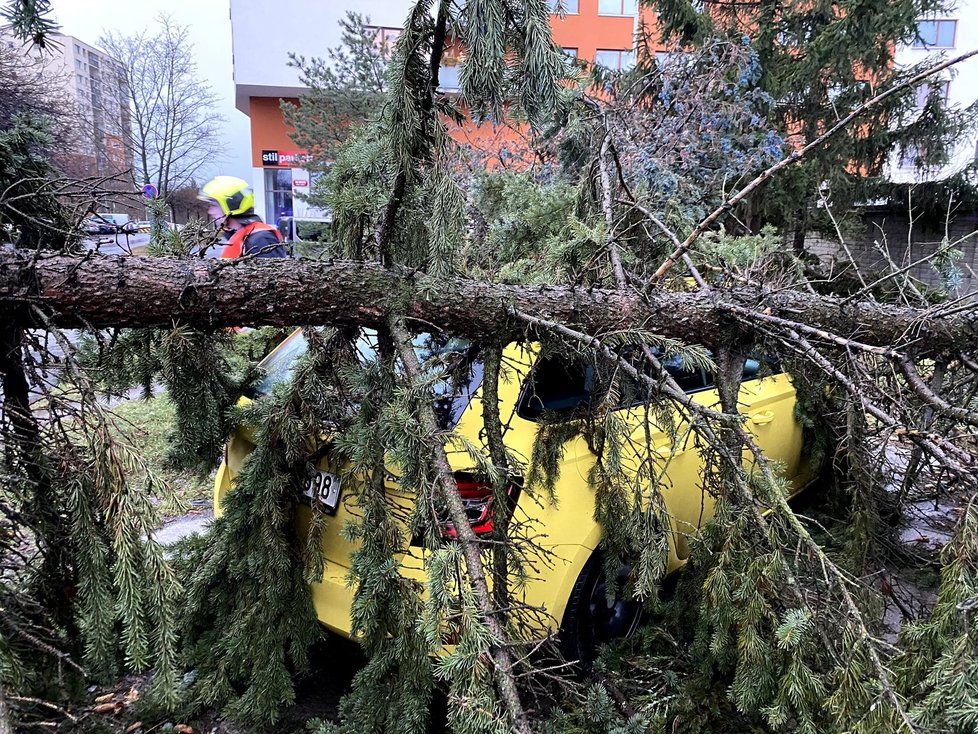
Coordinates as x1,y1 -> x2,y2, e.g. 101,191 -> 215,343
99,15 -> 224,205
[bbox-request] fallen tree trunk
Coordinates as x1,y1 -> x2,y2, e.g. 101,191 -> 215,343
0,251 -> 974,352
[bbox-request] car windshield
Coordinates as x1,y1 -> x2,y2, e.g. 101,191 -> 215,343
251,329 -> 483,428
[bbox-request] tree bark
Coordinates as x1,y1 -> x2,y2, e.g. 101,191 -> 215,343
0,685 -> 11,734
1,252 -> 974,354
481,347 -> 511,616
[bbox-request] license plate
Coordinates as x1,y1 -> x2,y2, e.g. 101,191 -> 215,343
302,469 -> 342,514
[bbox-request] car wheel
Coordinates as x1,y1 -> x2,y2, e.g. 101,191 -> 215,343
558,552 -> 642,668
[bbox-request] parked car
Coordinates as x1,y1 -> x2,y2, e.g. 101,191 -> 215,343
214,330 -> 812,660
81,215 -> 114,235
83,213 -> 137,235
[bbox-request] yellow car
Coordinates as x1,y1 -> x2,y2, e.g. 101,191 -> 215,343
215,330 -> 811,659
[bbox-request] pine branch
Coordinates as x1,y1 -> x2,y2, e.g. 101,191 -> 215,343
389,318 -> 533,734
375,0 -> 451,258
513,306 -> 922,731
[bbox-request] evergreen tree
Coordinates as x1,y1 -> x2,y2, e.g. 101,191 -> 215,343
3,1 -> 978,732
0,26 -> 181,727
647,0 -> 978,250
177,332 -> 337,724
285,12 -> 390,167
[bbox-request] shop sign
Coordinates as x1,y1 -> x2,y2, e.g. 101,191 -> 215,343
292,179 -> 309,187
261,149 -> 307,167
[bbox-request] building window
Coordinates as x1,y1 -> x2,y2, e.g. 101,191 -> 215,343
655,51 -> 677,67
438,65 -> 461,91
598,0 -> 638,15
264,168 -> 293,226
914,19 -> 956,48
74,43 -> 81,54
595,49 -> 636,71
898,144 -> 924,169
562,47 -> 578,59
367,26 -> 402,55
916,80 -> 950,108
548,0 -> 579,12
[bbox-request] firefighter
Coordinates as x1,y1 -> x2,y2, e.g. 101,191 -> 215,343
198,175 -> 287,259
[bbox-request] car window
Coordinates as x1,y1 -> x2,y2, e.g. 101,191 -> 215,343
518,349 -> 714,422
252,329 -> 309,395
518,349 -> 783,422
516,354 -> 597,421
352,330 -> 484,427
662,354 -> 713,393
250,329 -> 483,428
612,352 -> 713,410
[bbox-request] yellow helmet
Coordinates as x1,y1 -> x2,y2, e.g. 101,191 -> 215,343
199,176 -> 255,217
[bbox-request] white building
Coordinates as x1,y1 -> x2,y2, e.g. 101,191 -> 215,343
230,0 -> 415,224
891,6 -> 978,183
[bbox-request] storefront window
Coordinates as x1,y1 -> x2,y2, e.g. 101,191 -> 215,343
264,168 -> 293,226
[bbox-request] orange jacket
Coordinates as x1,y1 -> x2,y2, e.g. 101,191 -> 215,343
220,221 -> 283,259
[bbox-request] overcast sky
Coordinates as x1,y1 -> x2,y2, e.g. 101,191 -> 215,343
49,0 -> 252,182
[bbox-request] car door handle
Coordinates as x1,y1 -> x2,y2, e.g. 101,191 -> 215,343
750,410 -> 775,426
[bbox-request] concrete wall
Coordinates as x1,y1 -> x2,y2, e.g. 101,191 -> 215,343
808,212 -> 978,295
229,0 -> 416,113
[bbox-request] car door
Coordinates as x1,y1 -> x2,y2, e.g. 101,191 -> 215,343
614,355 -> 806,563
614,356 -> 721,564
738,359 -> 805,485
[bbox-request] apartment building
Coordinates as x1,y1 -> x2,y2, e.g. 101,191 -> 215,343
809,5 -> 978,296
230,0 -> 650,224
2,29 -> 133,181
231,0 -> 978,227
890,3 -> 978,182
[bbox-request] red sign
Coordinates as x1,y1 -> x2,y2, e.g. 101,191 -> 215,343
292,179 -> 309,187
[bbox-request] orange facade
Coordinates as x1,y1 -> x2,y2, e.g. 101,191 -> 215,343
550,1 -> 636,59
247,3 -> 651,170
249,96 -> 302,168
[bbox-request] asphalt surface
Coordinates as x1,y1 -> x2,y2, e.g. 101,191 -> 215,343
156,509 -> 213,545
84,231 -> 152,255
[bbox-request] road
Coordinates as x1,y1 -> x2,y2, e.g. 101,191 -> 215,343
84,232 -> 151,255
84,232 -> 225,258
156,508 -> 213,545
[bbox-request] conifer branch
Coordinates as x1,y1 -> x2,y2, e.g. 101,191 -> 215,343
515,307 -> 925,729
375,0 -> 451,258
388,319 -> 533,734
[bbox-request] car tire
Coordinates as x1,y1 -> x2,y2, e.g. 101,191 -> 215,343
558,552 -> 642,669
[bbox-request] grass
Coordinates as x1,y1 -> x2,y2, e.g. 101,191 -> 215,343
109,392 -> 215,518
